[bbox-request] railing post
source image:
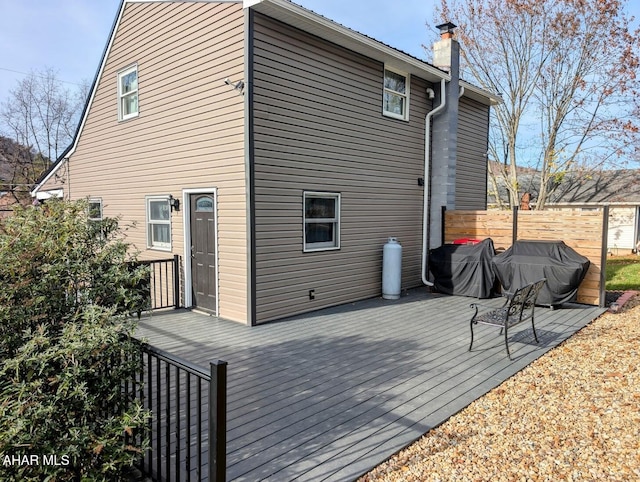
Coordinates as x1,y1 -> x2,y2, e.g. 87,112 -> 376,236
173,254 -> 181,309
209,360 -> 227,482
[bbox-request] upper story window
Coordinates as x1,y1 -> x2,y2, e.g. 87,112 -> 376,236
303,192 -> 341,252
146,195 -> 171,251
118,65 -> 138,121
383,68 -> 409,121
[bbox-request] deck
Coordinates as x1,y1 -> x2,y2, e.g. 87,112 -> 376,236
136,289 -> 605,482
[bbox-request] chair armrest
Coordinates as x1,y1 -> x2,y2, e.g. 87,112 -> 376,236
470,298 -> 509,311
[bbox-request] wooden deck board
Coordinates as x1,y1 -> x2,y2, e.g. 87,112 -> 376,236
137,289 -> 605,481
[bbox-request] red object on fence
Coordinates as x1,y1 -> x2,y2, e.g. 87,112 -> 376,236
453,238 -> 481,245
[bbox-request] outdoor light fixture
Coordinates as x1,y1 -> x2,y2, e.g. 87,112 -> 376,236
169,195 -> 180,212
223,77 -> 245,94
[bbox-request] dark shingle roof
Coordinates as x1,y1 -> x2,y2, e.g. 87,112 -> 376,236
550,169 -> 640,204
488,164 -> 640,206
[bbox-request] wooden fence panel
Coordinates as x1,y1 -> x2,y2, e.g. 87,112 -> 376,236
444,210 -> 513,251
443,209 -> 605,306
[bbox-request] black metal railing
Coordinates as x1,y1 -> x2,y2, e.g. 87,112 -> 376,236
132,255 -> 181,310
129,341 -> 227,482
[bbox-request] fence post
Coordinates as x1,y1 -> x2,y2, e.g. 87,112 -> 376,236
599,205 -> 609,308
173,254 -> 181,309
209,360 -> 227,482
441,206 -> 447,246
511,206 -> 519,245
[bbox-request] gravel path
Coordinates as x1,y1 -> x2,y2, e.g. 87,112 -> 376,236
360,296 -> 640,482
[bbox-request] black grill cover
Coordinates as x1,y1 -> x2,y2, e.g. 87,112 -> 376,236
429,238 -> 496,298
492,240 -> 590,306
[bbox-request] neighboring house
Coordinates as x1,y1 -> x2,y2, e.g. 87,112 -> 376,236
33,0 -> 500,325
546,169 -> 640,252
488,166 -> 640,252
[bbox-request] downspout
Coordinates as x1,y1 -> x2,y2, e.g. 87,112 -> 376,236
422,78 -> 447,287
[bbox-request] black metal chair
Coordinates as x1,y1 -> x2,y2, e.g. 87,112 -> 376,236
469,279 -> 546,359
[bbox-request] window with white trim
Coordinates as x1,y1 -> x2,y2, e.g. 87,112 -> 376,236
383,68 -> 409,120
88,198 -> 103,221
303,192 -> 341,252
118,65 -> 138,120
146,196 -> 171,250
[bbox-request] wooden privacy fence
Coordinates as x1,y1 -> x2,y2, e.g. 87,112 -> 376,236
443,207 -> 608,306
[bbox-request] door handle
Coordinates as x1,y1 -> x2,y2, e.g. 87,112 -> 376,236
191,245 -> 195,259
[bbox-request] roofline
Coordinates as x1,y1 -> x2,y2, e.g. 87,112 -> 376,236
245,0 -> 448,80
245,0 -> 500,105
32,0 -> 128,196
32,0 -> 246,197
32,0 -> 500,196
459,81 -> 502,105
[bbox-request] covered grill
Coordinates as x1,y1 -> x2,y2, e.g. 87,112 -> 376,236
429,238 -> 497,298
491,240 -> 590,307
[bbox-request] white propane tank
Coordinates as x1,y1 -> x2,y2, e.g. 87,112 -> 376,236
382,237 -> 402,300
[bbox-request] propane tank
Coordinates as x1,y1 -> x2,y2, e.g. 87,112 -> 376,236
382,237 -> 402,300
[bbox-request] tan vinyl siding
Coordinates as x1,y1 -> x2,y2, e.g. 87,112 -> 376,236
456,96 -> 489,210
252,13 -> 429,323
64,2 -> 247,322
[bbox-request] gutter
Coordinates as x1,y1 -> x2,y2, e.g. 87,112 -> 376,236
422,78 -> 447,287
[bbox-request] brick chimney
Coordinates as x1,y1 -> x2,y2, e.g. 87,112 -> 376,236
430,21 -> 460,248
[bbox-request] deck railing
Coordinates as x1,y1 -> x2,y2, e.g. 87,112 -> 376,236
131,255 -> 181,310
129,340 -> 227,482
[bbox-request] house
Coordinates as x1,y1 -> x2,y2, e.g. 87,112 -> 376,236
33,0 -> 500,325
546,169 -> 640,253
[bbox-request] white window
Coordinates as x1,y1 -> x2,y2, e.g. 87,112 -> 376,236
146,196 -> 171,250
383,68 -> 409,120
118,65 -> 138,121
88,198 -> 103,221
303,192 -> 341,252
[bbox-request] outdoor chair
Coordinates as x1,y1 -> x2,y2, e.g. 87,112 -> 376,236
469,279 -> 546,359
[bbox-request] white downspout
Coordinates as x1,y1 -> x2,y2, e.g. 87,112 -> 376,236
422,78 -> 447,287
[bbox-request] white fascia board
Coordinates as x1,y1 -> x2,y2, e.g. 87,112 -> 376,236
36,189 -> 64,200
460,81 -> 503,106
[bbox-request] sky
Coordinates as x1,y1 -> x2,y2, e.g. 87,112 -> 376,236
0,0 -> 442,107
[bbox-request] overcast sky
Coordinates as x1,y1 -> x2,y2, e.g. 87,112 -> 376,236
0,0 -> 442,106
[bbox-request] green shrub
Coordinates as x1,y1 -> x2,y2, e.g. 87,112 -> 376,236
0,199 -> 150,481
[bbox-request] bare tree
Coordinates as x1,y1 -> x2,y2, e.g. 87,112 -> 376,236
437,0 -> 640,209
0,136 -> 47,205
0,68 -> 88,206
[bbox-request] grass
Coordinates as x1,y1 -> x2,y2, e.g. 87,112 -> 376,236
605,255 -> 640,291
